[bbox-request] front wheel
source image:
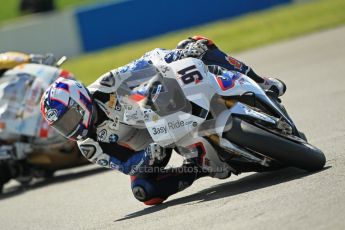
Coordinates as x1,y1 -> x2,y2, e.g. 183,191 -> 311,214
224,117 -> 326,171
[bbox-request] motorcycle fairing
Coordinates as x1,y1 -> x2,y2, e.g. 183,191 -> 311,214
0,64 -> 60,138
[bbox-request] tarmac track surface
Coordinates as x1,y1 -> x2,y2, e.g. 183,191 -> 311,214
1,25 -> 345,230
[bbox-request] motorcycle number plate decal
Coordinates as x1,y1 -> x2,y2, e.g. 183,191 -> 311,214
215,72 -> 240,91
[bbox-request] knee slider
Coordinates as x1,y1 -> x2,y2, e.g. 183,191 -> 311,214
132,186 -> 148,202
132,186 -> 166,205
131,177 -> 156,202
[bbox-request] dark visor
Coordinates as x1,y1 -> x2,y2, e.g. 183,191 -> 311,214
51,106 -> 83,138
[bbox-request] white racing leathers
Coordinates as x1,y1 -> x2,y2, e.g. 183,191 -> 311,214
77,49 -> 169,175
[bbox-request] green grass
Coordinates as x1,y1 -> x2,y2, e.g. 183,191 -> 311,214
0,0 -> 107,24
63,0 -> 345,85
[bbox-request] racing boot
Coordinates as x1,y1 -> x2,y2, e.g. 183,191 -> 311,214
258,77 -> 287,97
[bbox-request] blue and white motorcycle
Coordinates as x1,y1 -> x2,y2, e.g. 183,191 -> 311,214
116,57 -> 326,176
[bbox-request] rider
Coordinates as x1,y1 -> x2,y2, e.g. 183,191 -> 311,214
40,36 -> 286,205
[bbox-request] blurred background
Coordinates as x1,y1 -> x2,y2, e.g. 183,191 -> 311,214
1,1 -> 345,229
1,0 -> 344,84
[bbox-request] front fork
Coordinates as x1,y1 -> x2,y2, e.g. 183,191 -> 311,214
207,98 -> 281,167
177,97 -> 295,175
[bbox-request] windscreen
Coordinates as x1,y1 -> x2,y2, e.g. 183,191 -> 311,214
116,65 -> 192,117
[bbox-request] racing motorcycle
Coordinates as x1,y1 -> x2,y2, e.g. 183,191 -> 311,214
0,57 -> 88,193
115,57 -> 326,176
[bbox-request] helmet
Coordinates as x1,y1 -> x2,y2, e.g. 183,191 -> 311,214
41,77 -> 95,140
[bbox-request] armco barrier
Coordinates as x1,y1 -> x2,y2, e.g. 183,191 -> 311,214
0,10 -> 82,58
75,0 -> 292,52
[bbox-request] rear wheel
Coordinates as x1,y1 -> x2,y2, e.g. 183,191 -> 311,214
224,117 -> 326,171
0,163 -> 12,193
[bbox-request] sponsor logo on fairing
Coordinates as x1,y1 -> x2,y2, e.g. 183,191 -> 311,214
151,119 -> 196,135
215,72 -> 240,91
238,77 -> 246,85
167,119 -> 194,130
125,111 -> 139,121
177,65 -> 203,85
152,126 -> 167,135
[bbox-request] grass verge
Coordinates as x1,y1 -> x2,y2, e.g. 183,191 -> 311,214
62,0 -> 345,84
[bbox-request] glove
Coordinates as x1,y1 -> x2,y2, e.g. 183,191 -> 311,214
146,143 -> 166,166
176,38 -> 194,49
180,39 -> 209,59
177,36 -> 216,49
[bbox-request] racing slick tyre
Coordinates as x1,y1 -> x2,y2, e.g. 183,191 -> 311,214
0,163 -> 12,193
43,170 -> 56,179
224,117 -> 326,172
